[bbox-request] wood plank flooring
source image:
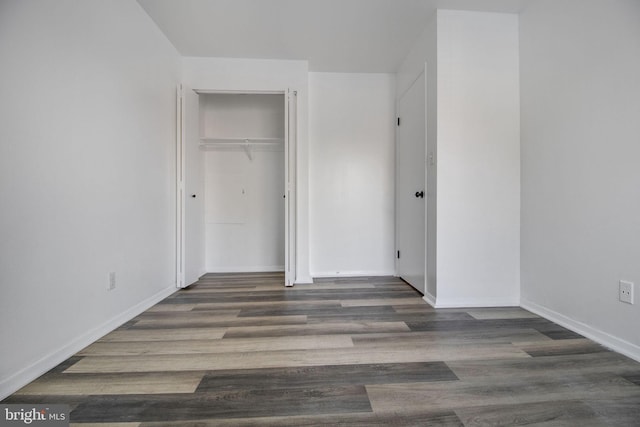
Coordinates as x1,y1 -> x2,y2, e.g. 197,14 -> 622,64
4,272 -> 640,426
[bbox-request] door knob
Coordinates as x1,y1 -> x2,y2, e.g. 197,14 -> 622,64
415,191 -> 424,198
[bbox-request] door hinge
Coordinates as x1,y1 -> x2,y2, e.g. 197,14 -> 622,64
397,117 -> 400,126
397,250 -> 400,259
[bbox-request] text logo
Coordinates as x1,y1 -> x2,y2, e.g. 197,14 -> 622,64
1,405 -> 69,427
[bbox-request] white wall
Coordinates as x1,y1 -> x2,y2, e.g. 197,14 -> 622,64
309,73 -> 396,277
200,94 -> 285,139
520,0 -> 640,360
436,10 -> 520,307
396,14 -> 438,300
181,57 -> 312,283
0,0 -> 180,398
204,150 -> 285,272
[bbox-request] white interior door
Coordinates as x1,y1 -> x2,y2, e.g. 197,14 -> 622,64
396,72 -> 426,294
284,90 -> 297,287
176,84 -> 204,288
183,86 -> 205,287
176,84 -> 205,288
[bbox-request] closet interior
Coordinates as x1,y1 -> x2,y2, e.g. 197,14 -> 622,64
198,93 -> 285,273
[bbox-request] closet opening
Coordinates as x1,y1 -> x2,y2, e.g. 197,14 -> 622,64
178,89 -> 297,288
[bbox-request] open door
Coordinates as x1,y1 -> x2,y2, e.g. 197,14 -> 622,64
176,84 -> 206,289
284,89 -> 297,287
396,72 -> 426,294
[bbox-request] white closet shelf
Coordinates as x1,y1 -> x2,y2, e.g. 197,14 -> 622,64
199,138 -> 284,160
200,137 -> 283,144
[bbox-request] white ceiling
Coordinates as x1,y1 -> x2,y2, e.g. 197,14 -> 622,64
137,0 -> 528,72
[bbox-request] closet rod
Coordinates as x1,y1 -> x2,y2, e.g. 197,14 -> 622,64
193,89 -> 285,95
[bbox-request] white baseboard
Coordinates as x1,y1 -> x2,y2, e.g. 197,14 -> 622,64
295,275 -> 314,284
0,285 -> 176,400
310,270 -> 395,278
521,298 -> 640,363
434,296 -> 520,308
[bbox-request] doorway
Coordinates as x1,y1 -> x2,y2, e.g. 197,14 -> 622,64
200,93 -> 285,275
176,88 -> 297,288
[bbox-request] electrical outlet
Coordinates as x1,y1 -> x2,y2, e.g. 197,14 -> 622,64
108,272 -> 116,291
619,280 -> 634,304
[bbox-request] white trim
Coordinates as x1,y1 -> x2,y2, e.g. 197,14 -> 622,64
311,271 -> 396,278
284,89 -> 297,287
0,286 -> 176,400
394,94 -> 400,278
434,296 -> 519,308
295,275 -> 314,284
422,63 -> 429,297
521,298 -> 640,363
176,84 -> 185,288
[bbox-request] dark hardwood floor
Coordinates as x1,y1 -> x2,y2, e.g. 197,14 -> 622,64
4,272 -> 640,426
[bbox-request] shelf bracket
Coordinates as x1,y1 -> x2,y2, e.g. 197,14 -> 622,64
242,140 -> 253,161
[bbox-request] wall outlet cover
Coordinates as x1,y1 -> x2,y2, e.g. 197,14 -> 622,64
619,280 -> 634,304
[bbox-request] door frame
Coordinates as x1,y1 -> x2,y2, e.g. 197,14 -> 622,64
395,66 -> 428,295
176,84 -> 185,288
284,89 -> 297,287
176,87 -> 297,288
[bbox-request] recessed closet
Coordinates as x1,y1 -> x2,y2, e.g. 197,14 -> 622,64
198,93 -> 286,274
